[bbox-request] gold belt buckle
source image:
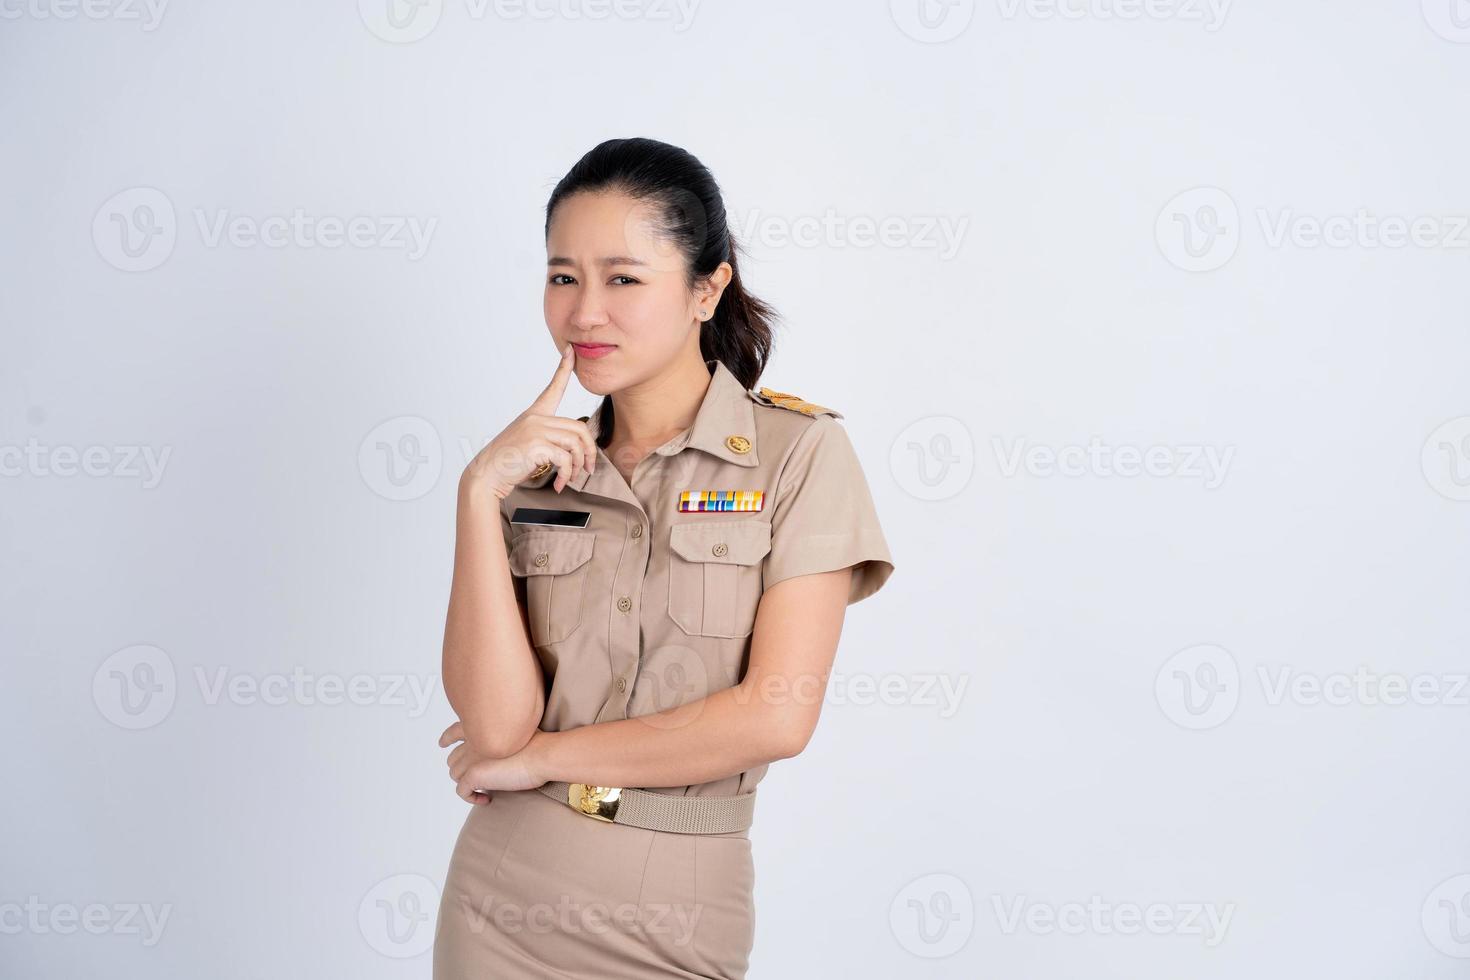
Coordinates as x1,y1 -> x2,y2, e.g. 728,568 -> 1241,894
567,783 -> 622,822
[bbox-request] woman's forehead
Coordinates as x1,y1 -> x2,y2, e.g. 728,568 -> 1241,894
547,191 -> 683,272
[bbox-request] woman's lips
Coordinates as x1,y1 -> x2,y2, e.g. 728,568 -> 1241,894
572,342 -> 617,359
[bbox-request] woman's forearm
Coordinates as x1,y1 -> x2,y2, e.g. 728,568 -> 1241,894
441,477 -> 545,757
525,679 -> 805,789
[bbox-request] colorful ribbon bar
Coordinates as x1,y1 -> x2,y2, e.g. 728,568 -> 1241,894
677,490 -> 764,512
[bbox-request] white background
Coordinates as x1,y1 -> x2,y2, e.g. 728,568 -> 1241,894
4,1 -> 1470,977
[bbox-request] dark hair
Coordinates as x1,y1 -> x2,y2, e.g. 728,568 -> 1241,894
544,137 -> 778,448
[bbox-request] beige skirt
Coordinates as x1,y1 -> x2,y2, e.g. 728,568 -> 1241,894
433,787 -> 755,979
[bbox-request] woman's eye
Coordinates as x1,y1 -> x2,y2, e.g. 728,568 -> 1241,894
610,275 -> 639,285
549,274 -> 575,285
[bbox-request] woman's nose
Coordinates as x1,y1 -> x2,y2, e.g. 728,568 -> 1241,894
569,290 -> 609,327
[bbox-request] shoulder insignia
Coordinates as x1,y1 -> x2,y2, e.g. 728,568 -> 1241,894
753,386 -> 844,419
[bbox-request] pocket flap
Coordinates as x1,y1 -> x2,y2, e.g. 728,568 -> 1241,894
509,531 -> 595,576
669,521 -> 772,566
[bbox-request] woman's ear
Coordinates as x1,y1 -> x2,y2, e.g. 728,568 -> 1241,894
697,261 -> 735,313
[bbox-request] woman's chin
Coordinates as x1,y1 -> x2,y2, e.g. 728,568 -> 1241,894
572,363 -> 618,396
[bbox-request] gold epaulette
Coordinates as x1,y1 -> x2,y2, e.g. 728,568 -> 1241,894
754,386 -> 843,419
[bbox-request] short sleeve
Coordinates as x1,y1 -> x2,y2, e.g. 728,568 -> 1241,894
765,416 -> 895,604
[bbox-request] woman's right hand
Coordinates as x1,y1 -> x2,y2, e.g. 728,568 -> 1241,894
463,342 -> 598,499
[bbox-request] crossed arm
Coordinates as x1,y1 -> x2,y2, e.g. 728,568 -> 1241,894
439,488 -> 852,803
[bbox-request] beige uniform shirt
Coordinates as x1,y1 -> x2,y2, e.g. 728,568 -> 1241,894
498,358 -> 895,801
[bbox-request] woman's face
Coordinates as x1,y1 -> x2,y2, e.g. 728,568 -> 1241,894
544,189 -> 718,395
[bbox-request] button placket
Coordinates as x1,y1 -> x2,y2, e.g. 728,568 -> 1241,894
609,508 -> 653,718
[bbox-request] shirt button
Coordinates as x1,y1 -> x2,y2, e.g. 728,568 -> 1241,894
534,552 -> 549,567
617,596 -> 632,613
631,524 -> 643,539
711,542 -> 728,557
616,677 -> 627,693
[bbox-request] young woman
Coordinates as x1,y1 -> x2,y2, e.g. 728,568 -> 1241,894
432,137 -> 895,979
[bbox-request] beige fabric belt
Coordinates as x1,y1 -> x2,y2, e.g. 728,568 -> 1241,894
536,781 -> 756,835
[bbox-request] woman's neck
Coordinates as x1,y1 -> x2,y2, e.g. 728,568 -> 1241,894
609,356 -> 713,449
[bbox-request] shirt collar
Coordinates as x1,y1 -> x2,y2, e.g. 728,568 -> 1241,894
528,358 -> 758,493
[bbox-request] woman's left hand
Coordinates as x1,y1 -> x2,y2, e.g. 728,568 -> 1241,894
439,722 -> 545,804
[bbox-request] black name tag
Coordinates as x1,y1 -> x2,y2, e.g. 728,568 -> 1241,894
510,507 -> 591,528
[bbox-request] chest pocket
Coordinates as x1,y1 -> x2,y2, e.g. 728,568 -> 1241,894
508,531 -> 595,646
668,521 -> 772,639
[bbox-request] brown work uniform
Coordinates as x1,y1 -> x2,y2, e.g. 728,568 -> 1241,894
434,359 -> 895,979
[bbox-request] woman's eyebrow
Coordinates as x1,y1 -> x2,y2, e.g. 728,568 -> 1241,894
547,255 -> 649,268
